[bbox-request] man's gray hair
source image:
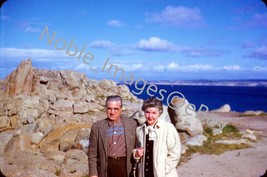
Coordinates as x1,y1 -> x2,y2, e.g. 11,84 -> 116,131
106,95 -> 123,107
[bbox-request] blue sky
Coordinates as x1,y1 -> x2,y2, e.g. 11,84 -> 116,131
0,0 -> 267,81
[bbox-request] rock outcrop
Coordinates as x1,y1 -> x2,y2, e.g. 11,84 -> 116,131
212,104 -> 231,113
168,97 -> 204,136
0,59 -> 223,176
0,59 -> 142,177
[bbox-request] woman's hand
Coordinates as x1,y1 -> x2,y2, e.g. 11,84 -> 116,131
135,147 -> 144,158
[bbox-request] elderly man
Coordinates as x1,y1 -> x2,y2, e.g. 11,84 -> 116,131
88,95 -> 138,177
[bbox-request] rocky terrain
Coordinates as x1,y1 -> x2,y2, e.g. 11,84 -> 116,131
178,111 -> 267,177
0,59 -> 143,177
0,59 -> 266,177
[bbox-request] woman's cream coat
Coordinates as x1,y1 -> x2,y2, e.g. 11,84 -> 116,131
134,119 -> 181,177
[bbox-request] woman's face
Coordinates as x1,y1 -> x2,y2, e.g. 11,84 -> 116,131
144,107 -> 160,126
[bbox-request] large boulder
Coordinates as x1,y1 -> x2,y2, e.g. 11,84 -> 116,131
3,59 -> 37,95
4,132 -> 34,153
168,97 -> 203,136
212,104 -> 231,113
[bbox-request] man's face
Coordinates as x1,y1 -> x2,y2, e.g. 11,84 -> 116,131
144,107 -> 160,126
106,101 -> 122,121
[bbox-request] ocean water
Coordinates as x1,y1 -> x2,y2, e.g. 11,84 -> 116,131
127,84 -> 267,112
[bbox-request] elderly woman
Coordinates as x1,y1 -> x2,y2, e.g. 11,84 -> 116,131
133,97 -> 181,177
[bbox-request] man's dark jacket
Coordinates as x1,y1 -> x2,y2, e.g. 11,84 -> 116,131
88,117 -> 137,177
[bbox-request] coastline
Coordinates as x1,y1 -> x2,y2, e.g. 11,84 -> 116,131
147,79 -> 267,87
125,83 -> 267,113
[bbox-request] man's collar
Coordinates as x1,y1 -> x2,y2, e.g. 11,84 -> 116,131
107,117 -> 122,126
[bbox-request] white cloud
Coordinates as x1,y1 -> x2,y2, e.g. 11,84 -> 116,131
74,63 -> 99,72
153,65 -> 165,71
136,37 -> 222,57
181,48 -> 224,57
89,40 -> 114,48
116,63 -> 143,72
168,62 -> 180,70
136,37 -> 178,51
89,40 -> 136,56
127,63 -> 143,71
146,6 -> 205,28
75,63 -> 90,70
107,20 -> 123,27
0,48 -> 68,59
182,64 -> 215,71
223,65 -> 241,71
151,62 -> 244,72
25,27 -> 41,33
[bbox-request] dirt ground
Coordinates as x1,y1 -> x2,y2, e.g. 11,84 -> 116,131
177,112 -> 267,177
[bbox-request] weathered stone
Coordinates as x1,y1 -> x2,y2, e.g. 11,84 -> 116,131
1,150 -> 61,177
9,115 -> 19,128
87,102 -> 105,112
51,99 -> 74,112
185,134 -> 207,146
6,100 -> 17,116
82,94 -> 95,102
0,131 -> 14,154
58,128 -> 80,148
20,95 -> 40,108
98,79 -> 117,89
73,102 -> 89,113
36,119 -> 54,136
79,139 -> 89,152
39,75 -> 49,84
215,139 -> 248,145
243,110 -> 264,116
48,93 -> 57,103
4,59 -> 37,95
242,134 -> 257,141
40,99 -> 50,112
44,141 -> 60,151
4,133 -> 34,153
213,104 -> 231,113
168,98 -> 203,136
60,70 -> 85,90
30,132 -> 44,144
59,142 -> 73,152
0,116 -> 9,128
0,102 -> 4,116
63,149 -> 89,176
47,109 -> 73,119
44,151 -> 66,163
71,87 -> 87,99
212,128 -> 223,135
39,123 -> 91,150
19,108 -> 39,124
